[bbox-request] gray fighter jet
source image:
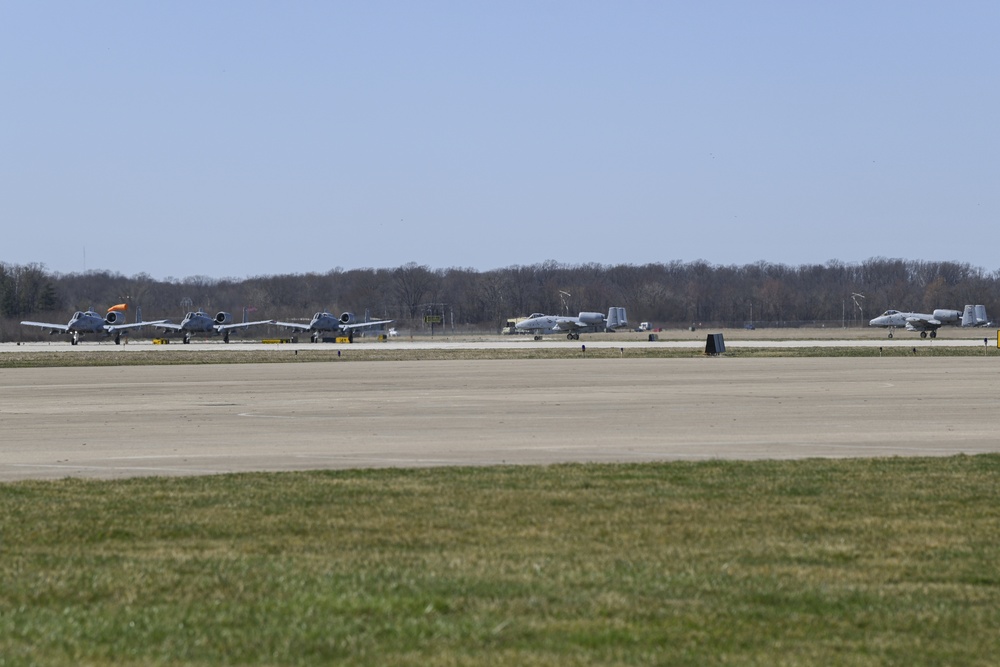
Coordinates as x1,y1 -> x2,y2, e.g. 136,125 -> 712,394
21,306 -> 160,345
274,311 -> 393,343
154,308 -> 273,344
869,304 -> 989,338
516,307 -> 628,340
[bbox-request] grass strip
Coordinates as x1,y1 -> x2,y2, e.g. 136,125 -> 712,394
2,456 -> 999,665
1,344 -> 997,368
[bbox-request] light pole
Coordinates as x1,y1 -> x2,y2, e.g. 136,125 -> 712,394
851,293 -> 865,327
559,291 -> 571,316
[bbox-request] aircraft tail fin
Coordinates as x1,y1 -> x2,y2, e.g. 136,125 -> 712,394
606,307 -> 628,330
962,305 -> 989,327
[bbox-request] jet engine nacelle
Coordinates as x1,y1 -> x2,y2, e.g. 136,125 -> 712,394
105,311 -> 129,326
932,309 -> 962,324
339,312 -> 357,325
578,312 -> 605,325
215,311 -> 233,325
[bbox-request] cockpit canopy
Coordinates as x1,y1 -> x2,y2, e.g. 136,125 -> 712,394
879,310 -> 900,317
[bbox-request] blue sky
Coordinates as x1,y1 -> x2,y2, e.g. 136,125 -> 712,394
3,2 -> 997,281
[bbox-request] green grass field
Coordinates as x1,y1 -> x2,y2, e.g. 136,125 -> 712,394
3,457 -> 999,666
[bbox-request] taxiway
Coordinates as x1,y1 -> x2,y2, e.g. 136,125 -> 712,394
2,355 -> 998,481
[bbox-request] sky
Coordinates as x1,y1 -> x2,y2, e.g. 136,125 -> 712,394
2,2 -> 998,281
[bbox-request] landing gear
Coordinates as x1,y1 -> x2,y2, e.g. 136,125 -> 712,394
311,332 -> 319,343
566,333 -> 580,340
223,331 -> 231,343
114,333 -> 122,345
534,335 -> 543,341
183,333 -> 191,344
71,332 -> 80,346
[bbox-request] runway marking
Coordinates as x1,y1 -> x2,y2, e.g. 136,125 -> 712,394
238,412 -> 295,419
107,454 -> 229,460
290,454 -> 503,465
8,463 -> 226,474
787,443 -> 994,454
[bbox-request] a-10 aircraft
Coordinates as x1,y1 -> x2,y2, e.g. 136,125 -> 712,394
273,311 -> 393,342
516,307 -> 628,340
153,308 -> 273,343
20,304 -> 160,345
869,304 -> 990,338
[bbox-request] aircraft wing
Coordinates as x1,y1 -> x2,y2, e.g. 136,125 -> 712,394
106,320 -> 168,333
904,316 -> 941,332
216,318 -> 275,332
549,318 -> 584,332
342,319 -> 394,331
273,320 -> 312,332
20,321 -> 70,332
154,322 -> 186,332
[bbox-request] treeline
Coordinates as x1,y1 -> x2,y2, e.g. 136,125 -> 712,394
3,258 -> 999,340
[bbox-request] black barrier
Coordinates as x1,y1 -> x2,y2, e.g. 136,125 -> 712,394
705,333 -> 725,355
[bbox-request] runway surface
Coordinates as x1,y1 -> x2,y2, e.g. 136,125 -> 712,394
2,355 -> 999,481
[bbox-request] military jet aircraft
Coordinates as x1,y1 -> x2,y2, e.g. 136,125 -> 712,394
869,305 -> 989,338
516,307 -> 628,340
153,308 -> 273,344
273,311 -> 393,342
20,305 -> 161,345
